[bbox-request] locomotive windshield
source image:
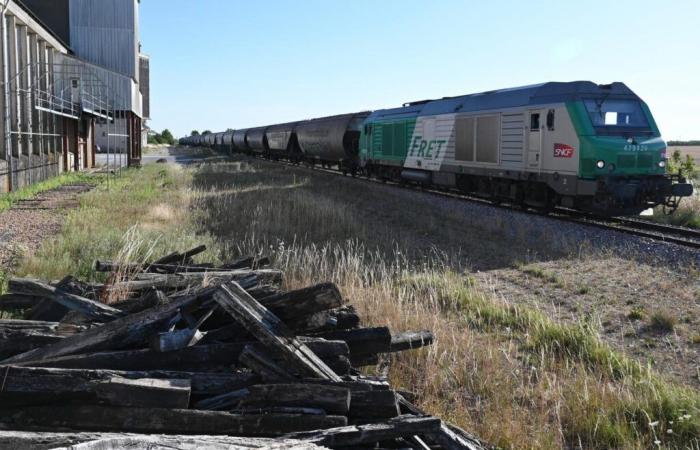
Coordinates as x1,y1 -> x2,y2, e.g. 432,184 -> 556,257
583,98 -> 651,135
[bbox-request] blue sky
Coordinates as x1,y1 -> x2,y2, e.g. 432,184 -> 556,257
141,0 -> 699,140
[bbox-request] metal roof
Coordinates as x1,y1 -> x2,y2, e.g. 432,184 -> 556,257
367,81 -> 641,121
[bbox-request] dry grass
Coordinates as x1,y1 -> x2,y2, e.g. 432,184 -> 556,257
189,158 -> 700,449
17,165 -> 220,284
14,158 -> 700,449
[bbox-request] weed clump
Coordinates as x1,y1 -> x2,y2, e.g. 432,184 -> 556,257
628,306 -> 646,321
648,310 -> 676,333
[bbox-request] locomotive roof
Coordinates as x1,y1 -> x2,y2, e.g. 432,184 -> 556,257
367,81 -> 640,120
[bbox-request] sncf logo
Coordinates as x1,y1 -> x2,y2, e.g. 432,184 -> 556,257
554,143 -> 574,158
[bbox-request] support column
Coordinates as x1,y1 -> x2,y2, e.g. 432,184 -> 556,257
62,117 -> 68,172
6,15 -> 19,169
17,23 -> 30,185
47,46 -> 58,172
126,111 -> 133,167
38,39 -> 50,174
28,32 -> 42,183
0,8 -> 8,192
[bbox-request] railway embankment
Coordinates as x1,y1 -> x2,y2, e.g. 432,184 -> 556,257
3,157 -> 699,449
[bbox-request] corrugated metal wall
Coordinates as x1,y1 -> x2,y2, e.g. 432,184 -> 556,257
53,53 -> 141,116
69,0 -> 139,81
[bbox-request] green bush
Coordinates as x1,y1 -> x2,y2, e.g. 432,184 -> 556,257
667,149 -> 698,178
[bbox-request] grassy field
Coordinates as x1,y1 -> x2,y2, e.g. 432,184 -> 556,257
668,145 -> 700,166
13,159 -> 700,449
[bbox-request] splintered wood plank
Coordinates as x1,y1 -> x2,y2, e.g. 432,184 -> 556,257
9,278 -> 124,322
283,415 -> 441,447
0,430 -> 329,449
93,377 -> 191,409
0,366 -> 190,409
0,292 -> 201,366
213,281 -> 342,382
0,405 -> 347,436
389,330 -> 434,352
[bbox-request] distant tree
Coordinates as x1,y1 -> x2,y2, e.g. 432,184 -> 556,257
191,130 -> 200,136
160,129 -> 175,145
226,128 -> 234,132
667,140 -> 700,146
202,130 -> 212,135
147,133 -> 162,145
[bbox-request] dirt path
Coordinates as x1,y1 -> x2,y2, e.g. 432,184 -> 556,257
0,184 -> 93,271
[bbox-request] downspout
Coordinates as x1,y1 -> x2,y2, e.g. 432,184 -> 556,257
1,0 -> 11,191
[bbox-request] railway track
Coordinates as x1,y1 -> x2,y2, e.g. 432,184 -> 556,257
246,154 -> 700,250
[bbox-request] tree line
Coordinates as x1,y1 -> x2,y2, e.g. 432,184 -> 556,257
147,129 -> 176,145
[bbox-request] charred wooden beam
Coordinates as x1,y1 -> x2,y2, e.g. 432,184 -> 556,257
31,339 -> 348,373
349,390 -> 400,421
152,245 -> 207,266
31,343 -> 244,372
96,261 -> 232,275
8,278 -> 124,322
258,283 -> 344,322
213,282 -> 341,381
0,293 -> 42,310
0,405 -> 347,436
241,384 -> 351,415
283,415 -> 441,447
112,270 -> 282,292
0,430 -> 328,449
0,291 -> 202,365
0,329 -> 63,360
316,327 -> 392,361
0,366 -> 190,409
0,367 -> 258,397
113,289 -> 169,314
238,345 -> 296,383
93,377 -> 191,409
389,331 -> 434,353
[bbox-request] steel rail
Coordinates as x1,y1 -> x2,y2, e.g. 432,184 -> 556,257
239,152 -> 700,250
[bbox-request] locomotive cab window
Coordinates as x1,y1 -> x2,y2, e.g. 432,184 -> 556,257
546,110 -> 555,130
530,113 -> 540,131
583,98 -> 652,135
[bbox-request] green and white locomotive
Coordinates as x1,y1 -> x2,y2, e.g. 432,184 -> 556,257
359,81 -> 692,215
188,81 -> 694,216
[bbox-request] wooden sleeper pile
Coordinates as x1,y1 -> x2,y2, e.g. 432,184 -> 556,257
0,246 -> 485,450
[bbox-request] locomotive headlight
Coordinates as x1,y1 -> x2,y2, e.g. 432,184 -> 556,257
596,160 -> 606,169
658,160 -> 666,168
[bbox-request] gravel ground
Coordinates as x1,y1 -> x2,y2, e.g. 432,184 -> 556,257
0,185 -> 92,271
372,181 -> 700,268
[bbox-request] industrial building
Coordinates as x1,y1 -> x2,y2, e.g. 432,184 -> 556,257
0,0 -> 149,193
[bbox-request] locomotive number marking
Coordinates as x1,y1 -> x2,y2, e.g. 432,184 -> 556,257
553,143 -> 574,158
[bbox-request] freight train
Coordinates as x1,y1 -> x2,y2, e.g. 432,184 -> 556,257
180,81 -> 693,215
